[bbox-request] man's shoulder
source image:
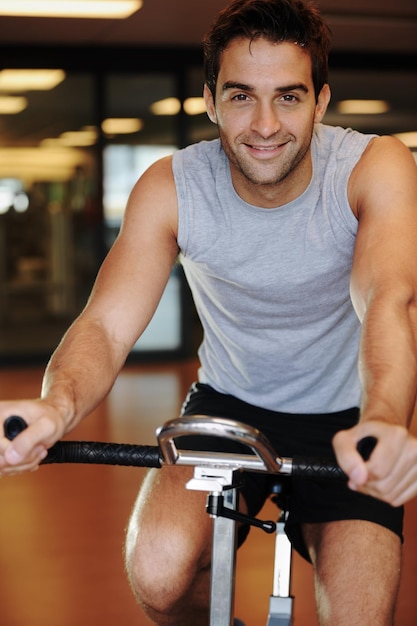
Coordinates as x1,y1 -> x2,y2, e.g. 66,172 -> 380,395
173,139 -> 222,164
313,124 -> 377,162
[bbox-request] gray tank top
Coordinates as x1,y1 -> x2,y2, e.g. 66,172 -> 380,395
173,124 -> 375,413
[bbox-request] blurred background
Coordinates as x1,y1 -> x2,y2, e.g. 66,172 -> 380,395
0,0 -> 416,365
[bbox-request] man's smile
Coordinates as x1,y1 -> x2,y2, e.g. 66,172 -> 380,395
243,141 -> 289,158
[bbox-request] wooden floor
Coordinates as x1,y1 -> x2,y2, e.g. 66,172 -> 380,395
0,360 -> 417,625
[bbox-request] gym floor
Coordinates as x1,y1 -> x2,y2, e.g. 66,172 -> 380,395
0,360 -> 416,625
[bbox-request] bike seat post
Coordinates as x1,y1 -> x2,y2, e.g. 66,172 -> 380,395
187,466 -> 241,626
267,482 -> 294,626
266,515 -> 293,626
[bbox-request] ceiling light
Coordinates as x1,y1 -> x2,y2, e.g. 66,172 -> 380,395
0,147 -> 88,184
0,1 -> 143,19
394,132 -> 417,149
150,97 -> 207,116
184,97 -> 206,116
0,69 -> 65,92
336,100 -> 390,115
41,126 -> 99,147
59,131 -> 98,146
0,95 -> 27,113
102,118 -> 143,134
150,98 -> 181,116
59,129 -> 98,146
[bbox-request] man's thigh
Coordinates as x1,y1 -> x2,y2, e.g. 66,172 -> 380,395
127,465 -> 213,558
303,519 -> 402,626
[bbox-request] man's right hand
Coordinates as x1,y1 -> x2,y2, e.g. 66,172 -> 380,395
0,400 -> 66,476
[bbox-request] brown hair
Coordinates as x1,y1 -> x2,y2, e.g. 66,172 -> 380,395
203,0 -> 331,101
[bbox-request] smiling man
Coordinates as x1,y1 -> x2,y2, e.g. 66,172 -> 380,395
1,1 -> 417,625
204,39 -> 330,204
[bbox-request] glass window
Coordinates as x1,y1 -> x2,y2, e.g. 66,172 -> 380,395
103,73 -> 182,354
0,72 -> 99,361
103,144 -> 175,228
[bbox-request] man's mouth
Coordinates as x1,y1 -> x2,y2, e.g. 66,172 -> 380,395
244,142 -> 287,157
250,144 -> 279,151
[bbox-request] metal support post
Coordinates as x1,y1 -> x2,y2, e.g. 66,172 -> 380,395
187,466 -> 240,626
267,513 -> 293,626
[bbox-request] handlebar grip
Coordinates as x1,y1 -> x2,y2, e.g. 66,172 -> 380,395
357,436 -> 377,461
291,456 -> 347,481
4,415 -> 28,440
291,435 -> 378,481
3,415 -> 162,468
42,441 -> 162,468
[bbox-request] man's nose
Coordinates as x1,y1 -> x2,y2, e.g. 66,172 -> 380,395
250,102 -> 281,138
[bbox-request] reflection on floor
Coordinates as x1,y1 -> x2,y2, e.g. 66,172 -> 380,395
0,361 -> 416,625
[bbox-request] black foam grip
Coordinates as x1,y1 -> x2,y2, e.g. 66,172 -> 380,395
41,441 -> 162,468
291,456 -> 347,481
4,415 -> 28,440
357,436 -> 377,461
4,416 -> 162,468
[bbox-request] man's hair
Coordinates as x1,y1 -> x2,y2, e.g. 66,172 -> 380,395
203,0 -> 331,101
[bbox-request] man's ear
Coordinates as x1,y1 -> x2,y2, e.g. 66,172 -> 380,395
203,84 -> 217,124
314,83 -> 331,123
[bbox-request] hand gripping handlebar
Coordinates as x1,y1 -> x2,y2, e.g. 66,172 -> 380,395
3,415 -> 162,468
3,414 -> 375,479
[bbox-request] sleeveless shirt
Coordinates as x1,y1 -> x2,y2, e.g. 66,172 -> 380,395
173,123 -> 376,413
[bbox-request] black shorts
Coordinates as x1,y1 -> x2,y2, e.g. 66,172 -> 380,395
180,382 -> 404,562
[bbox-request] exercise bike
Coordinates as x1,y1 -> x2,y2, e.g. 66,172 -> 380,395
4,414 -> 373,626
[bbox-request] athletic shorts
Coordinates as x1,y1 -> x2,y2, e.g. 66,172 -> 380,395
180,382 -> 404,562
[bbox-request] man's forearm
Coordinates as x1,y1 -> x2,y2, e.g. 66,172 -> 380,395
41,316 -> 128,433
358,295 -> 417,428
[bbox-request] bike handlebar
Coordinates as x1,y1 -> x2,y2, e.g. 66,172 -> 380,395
157,415 -> 281,472
44,440 -> 163,468
156,415 -> 349,480
4,414 -> 375,481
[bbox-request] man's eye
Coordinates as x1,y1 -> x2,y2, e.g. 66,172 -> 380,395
232,93 -> 249,101
281,94 -> 297,103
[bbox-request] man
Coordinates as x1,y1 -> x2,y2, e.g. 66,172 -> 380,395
1,0 -> 417,624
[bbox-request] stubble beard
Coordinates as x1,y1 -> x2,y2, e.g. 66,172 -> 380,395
220,131 -> 313,189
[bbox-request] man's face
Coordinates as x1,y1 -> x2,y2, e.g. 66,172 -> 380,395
204,37 -> 330,207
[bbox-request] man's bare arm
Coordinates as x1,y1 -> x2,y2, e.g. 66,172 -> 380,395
334,136 -> 417,504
